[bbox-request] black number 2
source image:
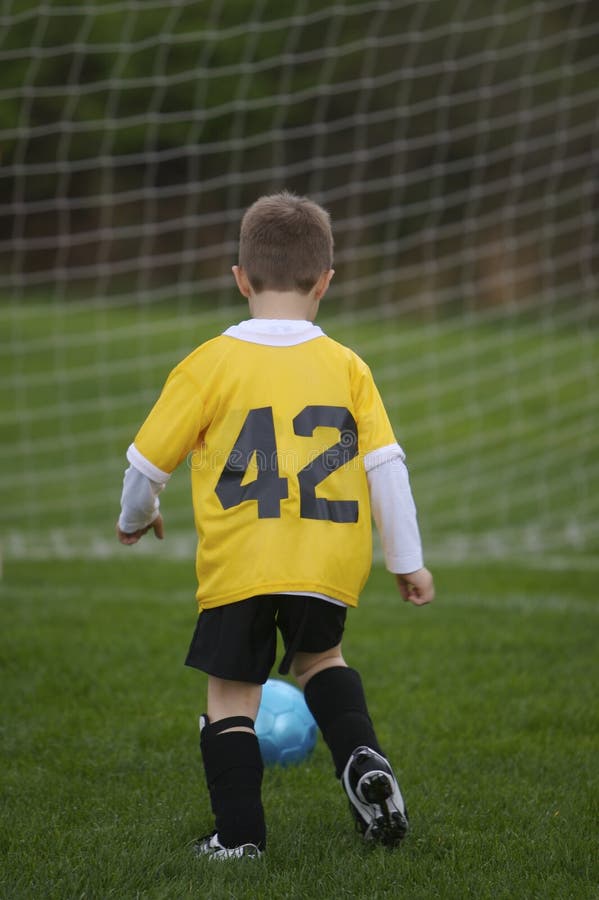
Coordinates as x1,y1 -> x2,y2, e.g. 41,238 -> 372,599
293,405 -> 358,522
215,405 -> 358,522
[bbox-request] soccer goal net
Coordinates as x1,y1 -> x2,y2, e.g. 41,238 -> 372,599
1,0 -> 597,567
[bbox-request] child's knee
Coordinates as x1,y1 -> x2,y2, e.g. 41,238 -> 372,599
291,645 -> 346,689
207,676 -> 262,723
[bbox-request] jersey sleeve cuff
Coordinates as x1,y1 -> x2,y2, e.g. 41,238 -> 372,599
126,443 -> 171,485
118,506 -> 160,535
363,442 -> 405,472
385,553 -> 424,574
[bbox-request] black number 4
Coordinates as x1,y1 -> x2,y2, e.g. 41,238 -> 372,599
215,405 -> 358,522
214,407 -> 288,518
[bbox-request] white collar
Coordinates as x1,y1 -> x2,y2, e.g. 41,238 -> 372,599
223,318 -> 325,347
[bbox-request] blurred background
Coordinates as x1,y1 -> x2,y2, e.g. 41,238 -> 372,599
1,0 -> 597,568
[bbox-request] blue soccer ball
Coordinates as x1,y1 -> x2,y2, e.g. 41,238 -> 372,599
255,679 -> 317,767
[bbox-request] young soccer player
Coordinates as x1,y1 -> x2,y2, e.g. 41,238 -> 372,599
116,192 -> 434,860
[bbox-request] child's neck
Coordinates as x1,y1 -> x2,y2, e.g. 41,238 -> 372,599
248,290 -> 318,322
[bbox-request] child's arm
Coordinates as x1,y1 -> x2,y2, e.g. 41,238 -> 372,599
366,450 -> 434,606
115,363 -> 202,545
116,464 -> 165,545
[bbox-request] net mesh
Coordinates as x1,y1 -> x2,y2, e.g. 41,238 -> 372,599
1,0 -> 597,565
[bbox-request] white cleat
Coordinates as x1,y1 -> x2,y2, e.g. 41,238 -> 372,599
193,831 -> 263,861
341,746 -> 409,847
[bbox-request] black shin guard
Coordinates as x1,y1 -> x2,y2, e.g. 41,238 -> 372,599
304,666 -> 384,778
200,716 -> 266,849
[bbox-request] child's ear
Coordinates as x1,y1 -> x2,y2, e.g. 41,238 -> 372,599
313,268 -> 335,302
232,265 -> 252,298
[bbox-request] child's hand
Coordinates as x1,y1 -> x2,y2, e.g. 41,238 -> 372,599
116,514 -> 164,545
395,568 -> 434,606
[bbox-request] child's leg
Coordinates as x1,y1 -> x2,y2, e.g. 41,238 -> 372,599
293,646 -> 408,845
199,676 -> 266,850
207,676 -> 261,729
292,645 -> 383,776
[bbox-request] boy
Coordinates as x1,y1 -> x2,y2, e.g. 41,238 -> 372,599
116,192 -> 434,860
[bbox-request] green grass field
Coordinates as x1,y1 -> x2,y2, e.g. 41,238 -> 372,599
1,558 -> 597,899
1,299 -> 597,897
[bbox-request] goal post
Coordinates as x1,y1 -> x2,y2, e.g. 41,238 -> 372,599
1,0 -> 597,566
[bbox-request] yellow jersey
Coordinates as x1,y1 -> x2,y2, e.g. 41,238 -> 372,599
131,322 -> 397,609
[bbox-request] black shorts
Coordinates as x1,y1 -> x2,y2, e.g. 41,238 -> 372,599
184,594 -> 347,685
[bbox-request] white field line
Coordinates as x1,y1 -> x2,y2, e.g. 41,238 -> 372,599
3,529 -> 197,561
2,528 -> 599,574
1,581 -> 195,605
1,581 -> 194,604
3,580 -> 597,618
366,591 -> 599,616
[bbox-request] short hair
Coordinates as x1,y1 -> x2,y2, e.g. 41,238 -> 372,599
238,191 -> 333,294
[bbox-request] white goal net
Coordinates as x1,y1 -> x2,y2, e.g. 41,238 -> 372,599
1,0 -> 597,567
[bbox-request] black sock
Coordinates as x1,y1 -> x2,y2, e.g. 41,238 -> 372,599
304,666 -> 384,778
200,716 -> 266,849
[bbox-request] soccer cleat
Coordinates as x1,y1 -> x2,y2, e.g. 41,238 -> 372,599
193,831 -> 263,861
341,746 -> 409,847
